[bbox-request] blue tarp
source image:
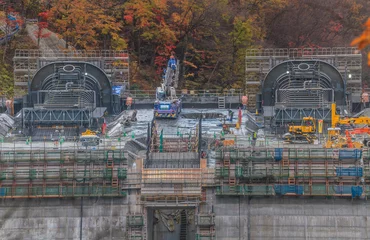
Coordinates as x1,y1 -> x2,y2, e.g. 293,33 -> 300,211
336,167 -> 363,177
112,86 -> 123,95
0,187 -> 7,196
339,149 -> 362,160
274,148 -> 283,161
274,185 -> 303,195
351,186 -> 363,198
334,185 -> 352,194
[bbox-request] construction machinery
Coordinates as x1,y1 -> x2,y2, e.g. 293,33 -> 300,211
331,103 -> 370,128
154,55 -> 182,119
323,103 -> 370,148
324,127 -> 370,148
282,117 -> 317,144
80,129 -> 100,147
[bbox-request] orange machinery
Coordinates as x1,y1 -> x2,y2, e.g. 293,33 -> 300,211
345,127 -> 370,148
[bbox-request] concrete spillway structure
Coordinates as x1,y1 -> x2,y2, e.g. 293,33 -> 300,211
1,139 -> 370,239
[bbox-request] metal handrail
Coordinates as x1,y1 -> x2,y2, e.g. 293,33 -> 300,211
127,89 -> 243,98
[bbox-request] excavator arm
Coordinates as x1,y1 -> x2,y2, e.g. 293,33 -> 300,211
344,127 -> 370,148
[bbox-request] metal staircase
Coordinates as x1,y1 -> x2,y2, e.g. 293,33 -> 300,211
180,210 -> 187,240
218,96 -> 225,109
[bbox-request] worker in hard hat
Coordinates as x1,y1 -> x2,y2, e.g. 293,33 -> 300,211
168,55 -> 177,71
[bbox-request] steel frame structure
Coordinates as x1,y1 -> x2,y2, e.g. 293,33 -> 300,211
13,49 -> 129,97
0,148 -> 127,199
22,108 -> 92,128
245,47 -> 362,109
273,107 -> 332,125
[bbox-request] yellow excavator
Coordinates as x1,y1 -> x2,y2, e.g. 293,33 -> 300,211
282,117 -> 317,144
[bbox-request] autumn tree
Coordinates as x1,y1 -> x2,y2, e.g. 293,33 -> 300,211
352,18 -> 370,66
48,0 -> 126,49
34,11 -> 51,46
264,0 -> 367,48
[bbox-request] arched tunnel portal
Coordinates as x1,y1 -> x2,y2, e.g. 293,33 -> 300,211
261,60 -> 346,125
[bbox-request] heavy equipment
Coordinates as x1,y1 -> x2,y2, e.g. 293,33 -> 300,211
80,129 -> 100,147
282,117 -> 317,144
154,55 -> 182,119
331,103 -> 370,128
324,127 -> 370,148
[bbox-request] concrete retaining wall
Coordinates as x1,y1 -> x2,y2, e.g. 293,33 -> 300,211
2,196 -> 369,239
0,198 -> 128,240
215,197 -> 370,240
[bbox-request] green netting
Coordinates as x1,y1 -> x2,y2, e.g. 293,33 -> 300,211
288,149 -> 337,159
31,187 -> 44,196
128,236 -> 143,240
198,216 -> 214,226
235,166 -> 243,178
221,167 -> 229,177
127,216 -> 144,226
0,172 -> 5,180
14,187 -> 28,196
305,185 -> 337,196
60,169 -> 67,179
196,234 -> 215,240
45,187 -> 60,195
29,169 -> 36,179
104,169 -> 112,179
215,167 -> 229,178
118,168 -> 127,179
216,185 -> 274,195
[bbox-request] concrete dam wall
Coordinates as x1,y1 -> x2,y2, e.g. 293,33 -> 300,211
1,196 -> 369,240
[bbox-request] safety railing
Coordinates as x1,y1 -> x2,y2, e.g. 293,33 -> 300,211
0,185 -> 126,198
128,89 -> 243,98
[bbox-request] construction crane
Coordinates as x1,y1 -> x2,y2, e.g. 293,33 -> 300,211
282,117 -> 317,144
154,55 -> 182,119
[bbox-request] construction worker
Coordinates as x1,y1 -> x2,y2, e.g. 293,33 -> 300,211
228,109 -> 234,122
162,68 -> 166,80
168,55 -> 177,71
252,132 -> 257,147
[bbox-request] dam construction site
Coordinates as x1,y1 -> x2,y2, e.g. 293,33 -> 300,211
2,46 -> 370,240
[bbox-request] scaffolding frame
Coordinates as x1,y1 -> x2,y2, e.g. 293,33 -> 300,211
214,147 -> 367,197
22,108 -> 92,127
245,47 -> 362,109
0,148 -> 128,198
13,49 -> 130,97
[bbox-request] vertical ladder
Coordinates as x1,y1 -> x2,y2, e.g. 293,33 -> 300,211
282,156 -> 289,181
218,96 -> 226,109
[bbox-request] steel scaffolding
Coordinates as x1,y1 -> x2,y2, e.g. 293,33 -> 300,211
0,148 -> 127,198
214,147 -> 368,198
245,47 -> 362,109
13,49 -> 129,97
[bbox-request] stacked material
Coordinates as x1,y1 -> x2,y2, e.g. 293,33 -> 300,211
0,113 -> 14,136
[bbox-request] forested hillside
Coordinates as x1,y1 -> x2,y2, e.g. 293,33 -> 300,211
1,0 -> 370,96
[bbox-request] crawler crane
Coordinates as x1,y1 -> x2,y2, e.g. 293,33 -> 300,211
154,55 -> 182,119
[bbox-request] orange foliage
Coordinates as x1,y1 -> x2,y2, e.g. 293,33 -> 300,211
351,18 -> 370,66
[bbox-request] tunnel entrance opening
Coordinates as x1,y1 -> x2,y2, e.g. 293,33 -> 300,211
147,207 -> 196,240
